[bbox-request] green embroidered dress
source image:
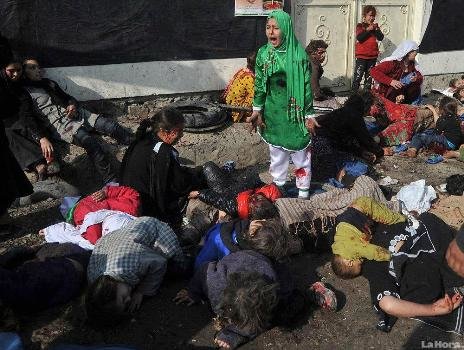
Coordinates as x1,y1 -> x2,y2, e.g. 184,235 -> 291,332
253,10 -> 314,151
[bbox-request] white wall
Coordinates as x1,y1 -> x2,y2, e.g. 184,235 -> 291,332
43,58 -> 245,101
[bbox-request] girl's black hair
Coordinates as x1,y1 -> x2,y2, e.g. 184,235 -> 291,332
217,272 -> 279,334
135,107 -> 185,140
344,90 -> 375,116
247,51 -> 257,73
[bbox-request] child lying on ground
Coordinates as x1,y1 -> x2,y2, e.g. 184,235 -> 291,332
40,185 -> 140,249
194,218 -> 299,270
405,96 -> 461,157
0,243 -> 90,324
85,216 -> 186,326
185,161 -> 282,245
188,161 -> 281,220
174,250 -> 337,349
331,196 -> 406,279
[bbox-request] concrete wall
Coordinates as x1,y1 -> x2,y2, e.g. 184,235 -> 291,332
43,0 -> 461,101
44,58 -> 245,101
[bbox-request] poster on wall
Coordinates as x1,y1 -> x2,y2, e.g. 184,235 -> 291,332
235,0 -> 284,16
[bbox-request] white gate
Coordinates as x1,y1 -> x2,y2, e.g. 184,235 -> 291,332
293,0 -> 414,91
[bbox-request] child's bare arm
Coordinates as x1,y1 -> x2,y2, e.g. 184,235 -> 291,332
379,294 -> 462,318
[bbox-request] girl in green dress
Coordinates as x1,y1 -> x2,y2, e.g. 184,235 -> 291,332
247,10 -> 316,198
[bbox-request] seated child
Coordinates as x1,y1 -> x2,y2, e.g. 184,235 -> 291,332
175,250 -> 337,349
406,96 -> 461,157
40,185 -> 140,249
331,196 -> 406,279
85,217 -> 186,325
221,51 -> 256,122
0,243 -> 90,318
194,218 -> 295,270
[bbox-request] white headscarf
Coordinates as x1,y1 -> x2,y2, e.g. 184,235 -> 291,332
380,40 -> 421,73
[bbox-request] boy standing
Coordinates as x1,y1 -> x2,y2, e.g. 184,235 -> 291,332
352,5 -> 384,91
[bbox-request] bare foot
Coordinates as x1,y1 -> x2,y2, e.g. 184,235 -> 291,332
383,147 -> 394,156
443,150 -> 459,159
401,148 -> 417,158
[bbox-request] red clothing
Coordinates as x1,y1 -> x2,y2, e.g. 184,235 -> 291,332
73,185 -> 140,244
371,95 -> 417,146
237,184 -> 282,219
370,60 -> 423,103
355,23 -> 380,59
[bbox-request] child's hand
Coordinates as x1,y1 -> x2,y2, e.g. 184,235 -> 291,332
173,289 -> 195,306
431,293 -> 462,316
66,104 -> 77,119
246,111 -> 265,134
38,229 -> 45,236
214,337 -> 231,349
91,189 -> 107,202
395,95 -> 405,104
188,191 -> 199,199
390,80 -> 404,90
305,117 -> 320,136
129,292 -> 144,313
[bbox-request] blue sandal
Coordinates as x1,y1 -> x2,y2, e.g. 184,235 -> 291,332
426,154 -> 444,164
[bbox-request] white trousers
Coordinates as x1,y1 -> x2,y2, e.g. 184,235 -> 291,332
269,145 -> 311,189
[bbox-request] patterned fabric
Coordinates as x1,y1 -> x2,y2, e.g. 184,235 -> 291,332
222,68 -> 255,122
276,175 -> 400,234
253,10 -> 314,151
87,216 -> 185,285
373,95 -> 417,146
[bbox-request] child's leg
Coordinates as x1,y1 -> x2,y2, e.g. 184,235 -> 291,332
93,115 -> 133,145
407,133 -> 427,156
352,58 -> 366,90
351,196 -> 405,225
290,148 -> 311,198
73,127 -> 116,184
364,58 -> 377,90
269,145 -> 290,187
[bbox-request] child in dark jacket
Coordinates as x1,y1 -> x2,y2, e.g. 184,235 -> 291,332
0,243 -> 90,321
175,250 -> 337,349
193,218 -> 296,270
406,96 -> 461,157
352,5 -> 384,90
189,162 -> 282,220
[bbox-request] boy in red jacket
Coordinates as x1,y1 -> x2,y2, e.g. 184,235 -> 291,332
352,5 -> 384,91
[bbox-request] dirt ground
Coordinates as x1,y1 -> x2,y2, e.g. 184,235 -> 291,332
2,132 -> 464,349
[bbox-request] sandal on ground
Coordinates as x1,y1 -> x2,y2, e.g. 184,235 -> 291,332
426,154 -> 444,164
393,144 -> 408,153
309,281 -> 337,311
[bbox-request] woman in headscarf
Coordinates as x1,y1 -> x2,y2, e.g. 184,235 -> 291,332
370,40 -> 423,104
0,58 -> 34,235
247,10 -> 315,199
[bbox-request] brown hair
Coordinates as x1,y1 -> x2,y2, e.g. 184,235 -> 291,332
242,218 -> 289,260
305,40 -> 328,55
85,275 -> 129,327
362,5 -> 376,17
217,272 -> 279,335
331,255 -> 362,279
